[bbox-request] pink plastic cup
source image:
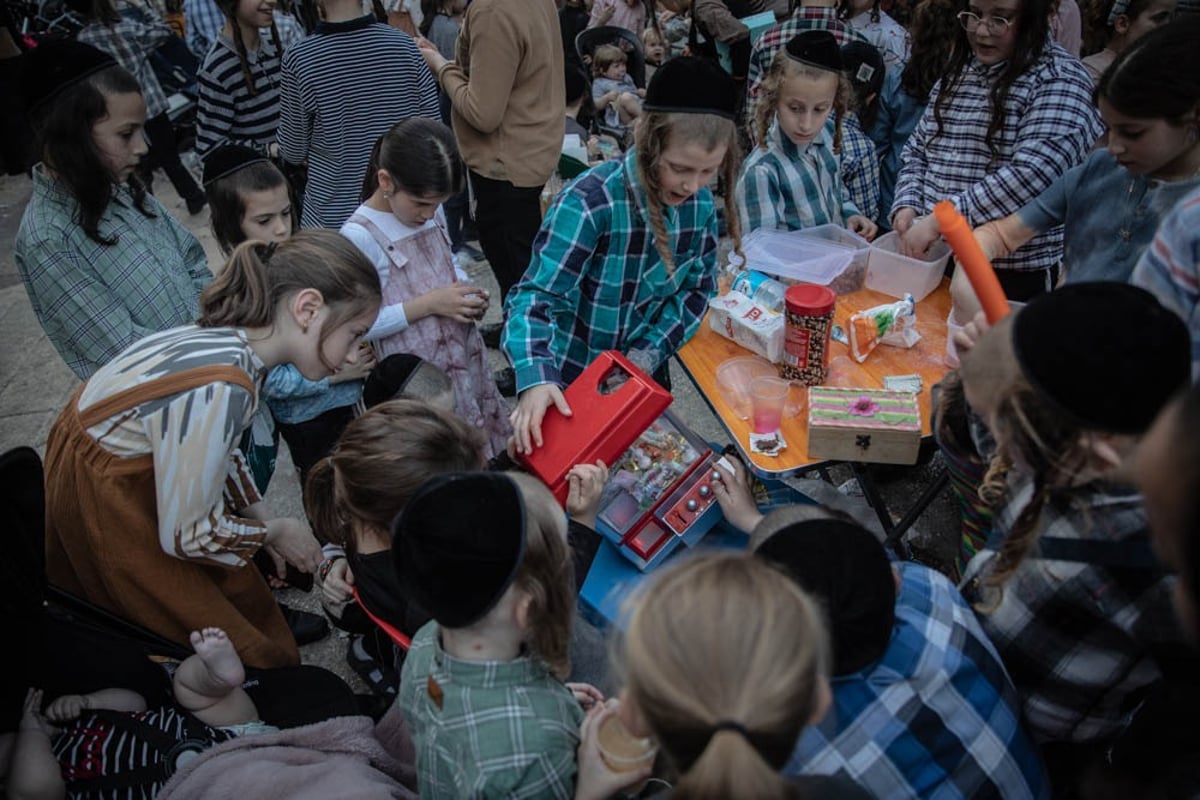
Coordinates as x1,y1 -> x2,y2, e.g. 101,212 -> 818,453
750,376 -> 789,433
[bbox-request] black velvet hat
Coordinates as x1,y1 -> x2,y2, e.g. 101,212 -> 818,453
642,56 -> 737,120
21,40 -> 117,113
785,31 -> 843,72
202,144 -> 272,187
755,518 -> 895,676
1011,282 -> 1190,435
392,472 -> 526,629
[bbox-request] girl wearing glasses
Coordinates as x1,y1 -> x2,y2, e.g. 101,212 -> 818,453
889,0 -> 1102,307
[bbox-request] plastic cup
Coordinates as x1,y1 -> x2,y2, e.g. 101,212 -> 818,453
750,376 -> 789,433
597,713 -> 657,774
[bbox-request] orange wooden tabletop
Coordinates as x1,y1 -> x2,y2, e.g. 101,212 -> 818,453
675,281 -> 953,477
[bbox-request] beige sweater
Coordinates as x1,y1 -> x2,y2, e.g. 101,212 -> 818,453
438,0 -> 565,188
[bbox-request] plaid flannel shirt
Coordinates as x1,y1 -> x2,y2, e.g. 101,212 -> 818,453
184,0 -> 223,57
78,14 -> 172,119
14,167 -> 210,379
892,43 -> 1103,273
737,122 -> 860,234
789,563 -> 1049,800
1131,186 -> 1200,380
961,478 -> 1185,744
747,7 -> 867,99
840,112 -> 880,226
502,150 -> 719,391
399,622 -> 584,799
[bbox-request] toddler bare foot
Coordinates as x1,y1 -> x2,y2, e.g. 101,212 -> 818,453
189,628 -> 245,690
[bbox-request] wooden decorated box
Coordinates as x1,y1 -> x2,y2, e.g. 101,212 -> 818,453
807,387 -> 922,465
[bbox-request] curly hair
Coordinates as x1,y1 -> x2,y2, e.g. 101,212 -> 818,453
752,48 -> 851,154
901,0 -> 964,101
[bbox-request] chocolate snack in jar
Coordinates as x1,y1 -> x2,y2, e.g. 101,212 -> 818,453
780,283 -> 836,385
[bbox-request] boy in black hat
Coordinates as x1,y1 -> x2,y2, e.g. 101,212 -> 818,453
394,472 -> 587,799
504,56 -> 743,456
957,283 -> 1195,781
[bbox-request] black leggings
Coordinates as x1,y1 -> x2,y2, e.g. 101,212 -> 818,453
142,112 -> 204,203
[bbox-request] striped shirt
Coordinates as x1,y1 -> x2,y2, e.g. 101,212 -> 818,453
839,112 -> 880,226
892,43 -> 1103,273
196,33 -> 283,155
14,166 -> 211,379
736,122 -> 860,234
78,12 -> 173,119
278,15 -> 439,229
1132,186 -> 1200,380
748,6 -> 867,99
78,326 -> 271,567
502,150 -> 719,391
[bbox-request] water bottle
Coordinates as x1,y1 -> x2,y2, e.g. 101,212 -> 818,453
732,270 -> 787,313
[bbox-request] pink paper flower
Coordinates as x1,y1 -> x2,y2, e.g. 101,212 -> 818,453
848,396 -> 880,417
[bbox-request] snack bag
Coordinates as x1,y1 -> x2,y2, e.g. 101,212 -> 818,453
849,294 -> 918,362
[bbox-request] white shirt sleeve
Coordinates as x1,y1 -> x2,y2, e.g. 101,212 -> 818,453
340,222 -> 410,339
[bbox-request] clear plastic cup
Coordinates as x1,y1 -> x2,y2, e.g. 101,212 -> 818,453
750,376 -> 790,433
597,713 -> 657,774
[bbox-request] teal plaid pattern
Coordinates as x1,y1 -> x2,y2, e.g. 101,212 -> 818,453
503,150 -> 719,391
399,623 -> 584,799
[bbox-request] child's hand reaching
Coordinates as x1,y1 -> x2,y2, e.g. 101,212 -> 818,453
636,88 -> 646,98
711,456 -> 764,534
574,703 -> 654,800
566,682 -> 605,711
20,689 -> 53,734
410,284 -> 489,324
415,35 -> 448,74
510,384 -> 572,455
45,693 -> 90,722
318,556 -> 355,608
847,215 -> 878,241
900,214 -> 940,259
330,344 -> 375,384
566,460 -> 609,527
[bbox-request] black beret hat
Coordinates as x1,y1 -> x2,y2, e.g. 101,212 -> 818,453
392,472 -> 526,629
643,56 -> 737,120
785,30 -> 843,72
755,518 -> 895,676
841,41 -> 884,91
1011,282 -> 1190,435
202,144 -> 272,187
21,40 -> 117,113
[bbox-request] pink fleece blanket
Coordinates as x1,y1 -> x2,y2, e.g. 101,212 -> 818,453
159,710 -> 418,800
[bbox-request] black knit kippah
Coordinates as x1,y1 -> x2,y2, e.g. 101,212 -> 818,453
391,472 -> 526,629
202,144 -> 272,187
21,40 -> 117,113
784,30 -> 843,72
1011,282 -> 1190,435
642,56 -> 737,120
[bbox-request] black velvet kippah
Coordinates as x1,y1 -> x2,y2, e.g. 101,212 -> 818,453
784,31 -> 843,72
202,144 -> 271,187
1011,282 -> 1190,435
755,518 -> 895,676
21,40 -> 117,113
392,472 -> 526,629
642,56 -> 737,120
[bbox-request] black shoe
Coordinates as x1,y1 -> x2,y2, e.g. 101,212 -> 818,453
453,242 -> 485,263
346,635 -> 398,699
494,367 -> 516,397
279,602 -> 330,645
479,321 -> 503,349
186,194 -> 207,215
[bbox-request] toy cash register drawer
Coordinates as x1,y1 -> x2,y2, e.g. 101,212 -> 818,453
595,411 -> 724,571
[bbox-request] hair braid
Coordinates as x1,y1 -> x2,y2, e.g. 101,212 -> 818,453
230,21 -> 258,96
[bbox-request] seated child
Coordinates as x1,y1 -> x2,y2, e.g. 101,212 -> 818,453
839,41 -> 885,227
748,505 -> 1049,799
395,472 -> 588,799
591,43 -> 644,135
642,24 -> 667,83
957,284 -> 1192,772
2,628 -> 276,799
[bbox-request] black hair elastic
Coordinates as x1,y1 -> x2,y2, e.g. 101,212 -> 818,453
713,720 -> 748,737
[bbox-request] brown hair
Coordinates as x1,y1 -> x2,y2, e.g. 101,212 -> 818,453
206,158 -> 294,255
621,552 -> 830,799
753,48 -> 851,154
216,0 -> 282,97
635,112 -> 742,273
304,399 -> 485,549
592,43 -> 629,77
199,230 -> 381,370
900,0 -> 963,101
506,473 -> 577,680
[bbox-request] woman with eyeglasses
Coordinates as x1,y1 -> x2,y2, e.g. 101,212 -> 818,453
888,0 -> 1103,308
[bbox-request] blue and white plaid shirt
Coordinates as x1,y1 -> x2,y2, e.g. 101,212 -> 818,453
840,112 -> 880,226
788,563 -> 1050,800
892,42 -> 1102,273
184,0 -> 223,57
748,7 -> 867,100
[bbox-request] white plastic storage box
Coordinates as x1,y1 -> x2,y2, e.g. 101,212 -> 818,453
865,231 -> 951,303
794,224 -> 871,294
740,228 -> 855,291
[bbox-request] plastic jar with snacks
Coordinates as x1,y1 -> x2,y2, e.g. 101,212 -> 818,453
780,284 -> 836,385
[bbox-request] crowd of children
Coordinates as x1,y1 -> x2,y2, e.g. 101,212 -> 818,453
6,0 -> 1200,795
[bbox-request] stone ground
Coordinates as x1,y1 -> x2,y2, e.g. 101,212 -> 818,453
0,165 -> 961,697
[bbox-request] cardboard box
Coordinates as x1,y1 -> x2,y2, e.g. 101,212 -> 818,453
807,387 -> 921,465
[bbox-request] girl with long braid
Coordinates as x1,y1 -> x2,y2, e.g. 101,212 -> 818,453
195,0 -> 284,156
503,57 -> 743,455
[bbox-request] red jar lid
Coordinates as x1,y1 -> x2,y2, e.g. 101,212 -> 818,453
785,283 -> 837,316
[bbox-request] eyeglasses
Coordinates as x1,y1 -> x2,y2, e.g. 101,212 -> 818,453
956,10 -> 1014,33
